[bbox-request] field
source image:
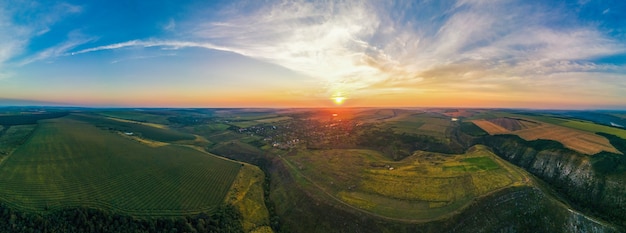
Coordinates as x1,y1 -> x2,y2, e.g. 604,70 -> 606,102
98,110 -> 171,124
473,118 -> 620,155
71,114 -> 195,142
0,124 -> 37,157
471,120 -> 510,134
501,112 -> 626,139
0,117 -> 242,216
384,113 -> 451,139
281,145 -> 529,221
0,112 -> 68,125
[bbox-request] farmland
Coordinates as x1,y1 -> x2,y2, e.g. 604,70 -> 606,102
0,124 -> 37,157
71,114 -> 196,142
0,116 -> 242,216
501,112 -> 626,139
281,145 -> 529,221
0,107 -> 624,232
384,112 -> 452,139
473,117 -> 620,155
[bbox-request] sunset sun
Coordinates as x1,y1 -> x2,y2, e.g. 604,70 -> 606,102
333,96 -> 345,105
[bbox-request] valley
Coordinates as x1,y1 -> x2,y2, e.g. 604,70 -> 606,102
0,107 -> 625,232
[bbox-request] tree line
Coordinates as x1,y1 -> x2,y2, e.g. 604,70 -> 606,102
0,204 -> 243,233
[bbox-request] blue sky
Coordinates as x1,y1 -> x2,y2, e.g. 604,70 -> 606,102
1,0 -> 626,108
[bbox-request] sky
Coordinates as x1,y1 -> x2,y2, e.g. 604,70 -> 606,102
1,0 -> 626,109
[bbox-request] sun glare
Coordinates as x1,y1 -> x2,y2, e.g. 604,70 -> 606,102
333,96 -> 345,105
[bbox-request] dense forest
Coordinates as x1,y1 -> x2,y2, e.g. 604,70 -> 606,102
0,204 -> 243,233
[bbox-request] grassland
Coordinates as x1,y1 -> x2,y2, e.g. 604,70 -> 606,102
281,145 -> 530,221
0,117 -> 242,216
225,164 -> 272,233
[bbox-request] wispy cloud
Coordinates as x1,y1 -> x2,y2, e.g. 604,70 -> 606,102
68,40 -> 232,55
163,18 -> 176,31
177,0 -> 626,100
51,0 -> 626,105
18,31 -> 95,66
0,1 -> 83,71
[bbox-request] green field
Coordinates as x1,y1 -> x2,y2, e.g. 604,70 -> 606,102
384,113 -> 451,139
0,117 -> 242,216
98,111 -> 171,124
282,145 -> 529,221
560,120 -> 626,139
71,114 -> 195,142
0,124 -> 37,156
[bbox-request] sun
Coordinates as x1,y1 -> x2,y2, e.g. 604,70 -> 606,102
333,96 -> 345,105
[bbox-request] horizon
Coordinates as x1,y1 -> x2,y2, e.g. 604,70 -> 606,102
1,0 -> 626,109
1,103 -> 626,112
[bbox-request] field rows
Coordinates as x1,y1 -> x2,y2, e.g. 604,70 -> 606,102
515,124 -> 620,155
473,118 -> 620,155
0,117 -> 242,216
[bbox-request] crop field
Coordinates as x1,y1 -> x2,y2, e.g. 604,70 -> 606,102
228,116 -> 292,128
384,113 -> 451,139
0,117 -> 242,216
439,109 -> 476,118
282,145 -> 528,221
0,125 -> 37,156
559,120 -> 626,139
98,111 -> 171,124
0,112 -> 68,126
471,120 -> 510,134
71,114 -> 195,142
353,109 -> 401,122
514,125 -> 620,155
473,118 -> 620,155
497,112 -> 626,140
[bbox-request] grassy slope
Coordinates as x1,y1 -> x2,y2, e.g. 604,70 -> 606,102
0,117 -> 242,216
225,164 -> 273,233
280,145 -> 530,222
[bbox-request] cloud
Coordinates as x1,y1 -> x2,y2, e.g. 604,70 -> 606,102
69,40 -> 232,56
163,18 -> 176,31
0,1 -> 83,72
58,0 -> 626,103
18,31 -> 95,66
176,0 -> 624,100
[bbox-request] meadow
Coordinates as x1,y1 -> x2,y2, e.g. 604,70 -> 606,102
282,145 -> 529,221
0,117 -> 242,216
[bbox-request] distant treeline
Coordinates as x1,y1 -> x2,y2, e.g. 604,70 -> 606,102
0,204 -> 243,233
0,112 -> 68,126
592,132 -> 626,175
